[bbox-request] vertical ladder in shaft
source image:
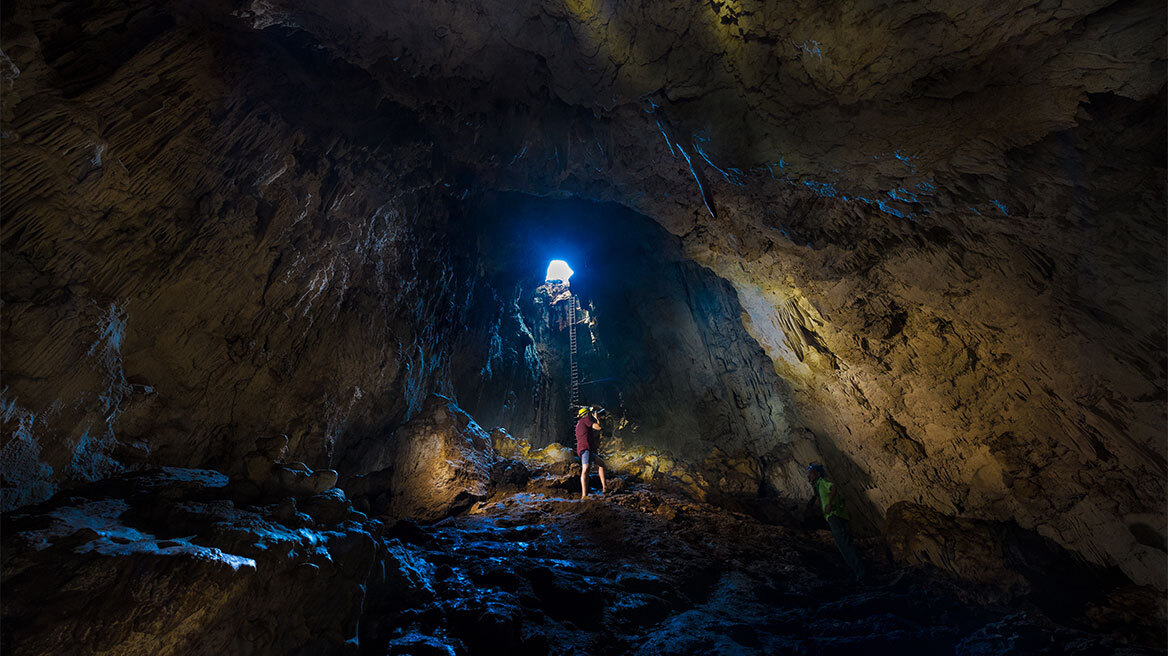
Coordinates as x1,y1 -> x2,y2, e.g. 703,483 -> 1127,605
568,295 -> 579,407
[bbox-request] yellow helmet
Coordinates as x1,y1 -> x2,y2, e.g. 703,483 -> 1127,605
576,407 -> 591,417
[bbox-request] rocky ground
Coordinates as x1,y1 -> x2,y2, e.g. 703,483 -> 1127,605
4,455 -> 1163,655
374,496 -> 1154,656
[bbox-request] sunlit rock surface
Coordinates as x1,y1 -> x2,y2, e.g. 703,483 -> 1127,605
494,425 -> 800,522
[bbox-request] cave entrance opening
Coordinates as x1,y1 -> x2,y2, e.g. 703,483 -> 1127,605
545,260 -> 573,284
537,261 -> 584,411
449,193 -> 790,467
545,259 -> 581,409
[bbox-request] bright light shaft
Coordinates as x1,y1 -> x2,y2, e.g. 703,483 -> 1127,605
546,260 -> 573,283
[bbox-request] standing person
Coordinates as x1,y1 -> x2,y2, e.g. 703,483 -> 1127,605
807,463 -> 866,581
575,407 -> 607,498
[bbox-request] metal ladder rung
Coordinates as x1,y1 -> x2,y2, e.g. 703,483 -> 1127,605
568,296 -> 579,406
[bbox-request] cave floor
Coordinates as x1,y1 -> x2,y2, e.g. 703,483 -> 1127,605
2,469 -> 1162,656
370,485 -> 1161,656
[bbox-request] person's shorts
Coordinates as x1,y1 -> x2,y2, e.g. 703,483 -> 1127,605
580,450 -> 604,467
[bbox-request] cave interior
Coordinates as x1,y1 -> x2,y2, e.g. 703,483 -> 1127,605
1,0 -> 1166,654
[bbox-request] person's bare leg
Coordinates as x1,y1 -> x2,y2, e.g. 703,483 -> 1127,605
598,466 -> 607,494
580,463 -> 590,499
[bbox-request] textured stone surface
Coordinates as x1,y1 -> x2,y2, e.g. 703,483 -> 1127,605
1,422 -> 1163,655
1,468 -> 379,655
357,480 -> 1162,655
346,395 -> 497,522
452,197 -> 816,503
0,5 -> 480,509
2,0 -> 1165,598
884,500 -> 1132,607
494,425 -> 797,521
214,0 -> 1166,587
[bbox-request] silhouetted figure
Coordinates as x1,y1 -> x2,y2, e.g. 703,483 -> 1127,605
575,408 -> 607,498
807,463 -> 866,581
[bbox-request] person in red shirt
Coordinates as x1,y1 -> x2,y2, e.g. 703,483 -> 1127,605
575,407 -> 607,498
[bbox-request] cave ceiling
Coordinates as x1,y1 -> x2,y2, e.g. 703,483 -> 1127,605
230,0 -> 1163,222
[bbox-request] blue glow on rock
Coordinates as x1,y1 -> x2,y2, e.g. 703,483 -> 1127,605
546,260 -> 573,283
887,187 -> 920,203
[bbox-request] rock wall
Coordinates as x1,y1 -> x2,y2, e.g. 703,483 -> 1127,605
678,93 -> 1168,587
346,395 -> 497,522
1,6 -> 479,508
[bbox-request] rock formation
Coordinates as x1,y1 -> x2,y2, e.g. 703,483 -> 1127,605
1,4 -> 482,510
7,435 -> 1161,655
346,395 -> 497,522
1,0 -> 1164,652
1,468 -> 379,654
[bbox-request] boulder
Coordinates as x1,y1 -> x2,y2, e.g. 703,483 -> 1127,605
275,464 -> 338,498
237,436 -> 339,501
385,633 -> 457,656
276,465 -> 316,496
490,459 -> 532,489
384,395 -> 497,522
300,488 -> 353,525
244,452 -> 275,486
256,435 -> 290,461
274,497 -> 297,522
310,468 -> 339,493
492,428 -> 574,464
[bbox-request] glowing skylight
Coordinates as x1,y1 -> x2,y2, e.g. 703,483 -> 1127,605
545,260 -> 573,284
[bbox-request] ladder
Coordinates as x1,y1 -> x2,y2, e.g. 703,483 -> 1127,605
568,295 -> 580,406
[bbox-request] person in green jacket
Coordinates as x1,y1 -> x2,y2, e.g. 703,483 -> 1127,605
807,463 -> 866,581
